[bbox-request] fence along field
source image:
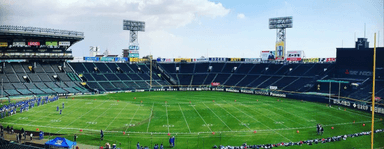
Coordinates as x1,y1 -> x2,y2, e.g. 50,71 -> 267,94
1,91 -> 384,148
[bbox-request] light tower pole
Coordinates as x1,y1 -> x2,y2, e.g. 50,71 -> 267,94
123,20 -> 145,61
269,16 -> 293,61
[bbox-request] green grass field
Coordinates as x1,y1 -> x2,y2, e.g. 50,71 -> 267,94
1,91 -> 384,149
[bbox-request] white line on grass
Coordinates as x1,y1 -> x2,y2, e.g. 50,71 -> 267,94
191,103 -> 213,132
178,103 -> 192,133
124,103 -> 141,132
165,102 -> 170,133
24,100 -> 79,125
83,104 -> 115,129
237,102 -> 290,129
262,102 -> 311,122
3,120 -> 375,135
105,102 -> 130,131
202,102 -> 232,131
146,103 -> 154,132
56,101 -> 107,133
252,103 -> 305,127
215,103 -> 252,131
225,101 -> 292,142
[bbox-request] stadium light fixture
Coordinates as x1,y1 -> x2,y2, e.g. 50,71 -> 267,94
123,20 -> 145,45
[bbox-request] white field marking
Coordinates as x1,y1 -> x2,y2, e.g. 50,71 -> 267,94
56,101 -> 107,133
236,102 -> 290,129
214,103 -> 252,131
105,102 -> 131,131
328,106 -> 379,120
224,101 -> 293,142
165,102 -> 170,133
24,100 -> 79,125
146,103 -> 155,132
262,102 -> 311,122
83,103 -> 115,129
124,103 -> 141,132
252,103 -> 305,127
202,102 -> 232,131
3,120 -> 376,135
283,101 -> 347,121
178,103 -> 192,133
191,103 -> 213,132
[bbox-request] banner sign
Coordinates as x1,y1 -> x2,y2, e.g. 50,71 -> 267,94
174,58 -> 192,62
211,82 -> 220,86
58,41 -> 70,46
261,51 -> 275,61
28,42 -> 40,46
275,41 -> 285,60
286,51 -> 303,61
303,58 -> 319,63
114,57 -> 128,61
83,57 -> 100,61
209,57 -> 227,62
244,58 -> 261,63
0,42 -> 7,47
230,58 -> 242,61
45,41 -> 58,46
193,58 -> 209,62
12,42 -> 25,46
129,45 -> 139,50
129,53 -> 139,58
326,58 -> 336,62
100,57 -> 114,61
129,50 -> 139,54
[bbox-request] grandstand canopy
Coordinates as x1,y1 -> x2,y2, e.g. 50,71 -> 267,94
0,25 -> 84,44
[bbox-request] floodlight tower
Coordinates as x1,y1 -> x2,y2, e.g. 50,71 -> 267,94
123,20 -> 145,58
269,16 -> 293,60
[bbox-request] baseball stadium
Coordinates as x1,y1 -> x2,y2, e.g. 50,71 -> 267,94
1,1 -> 384,149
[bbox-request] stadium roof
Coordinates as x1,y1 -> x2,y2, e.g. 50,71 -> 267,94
0,25 -> 84,41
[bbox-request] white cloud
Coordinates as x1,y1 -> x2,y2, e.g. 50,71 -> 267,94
0,0 -> 230,57
237,13 -> 245,19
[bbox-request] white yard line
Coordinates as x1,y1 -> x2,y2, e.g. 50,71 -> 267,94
202,103 -> 232,131
56,101 -> 107,133
124,104 -> 141,132
253,103 -> 305,127
262,102 -> 311,122
237,102 -> 290,129
165,102 -> 170,133
146,103 -> 154,132
215,103 -> 252,131
25,100 -> 79,125
105,102 -> 130,131
226,101 -> 292,142
178,103 -> 192,133
3,120 -> 375,135
191,104 -> 213,132
83,105 -> 115,129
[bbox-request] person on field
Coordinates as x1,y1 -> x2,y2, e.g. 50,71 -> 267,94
316,124 -> 320,135
160,144 -> 164,149
101,129 -> 104,140
320,125 -> 324,135
137,142 -> 140,149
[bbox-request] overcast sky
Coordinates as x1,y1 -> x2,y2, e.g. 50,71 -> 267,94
1,0 -> 383,58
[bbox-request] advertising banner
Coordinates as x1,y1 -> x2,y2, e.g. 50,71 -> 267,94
286,51 -> 303,61
129,50 -> 139,54
58,41 -> 70,46
230,58 -> 242,61
83,57 -> 100,61
326,58 -> 336,62
100,57 -> 114,62
130,58 -> 139,62
211,82 -> 220,86
174,58 -> 192,62
193,58 -> 209,62
209,57 -> 227,62
28,42 -> 40,46
261,51 -> 275,61
163,58 -> 173,62
114,57 -> 128,62
45,41 -> 58,46
275,41 -> 285,60
302,58 -> 319,63
12,42 -> 25,46
244,58 -> 261,63
0,42 -> 8,47
129,53 -> 139,58
129,45 -> 139,50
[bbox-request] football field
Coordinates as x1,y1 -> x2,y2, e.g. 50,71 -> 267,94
2,91 -> 384,148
